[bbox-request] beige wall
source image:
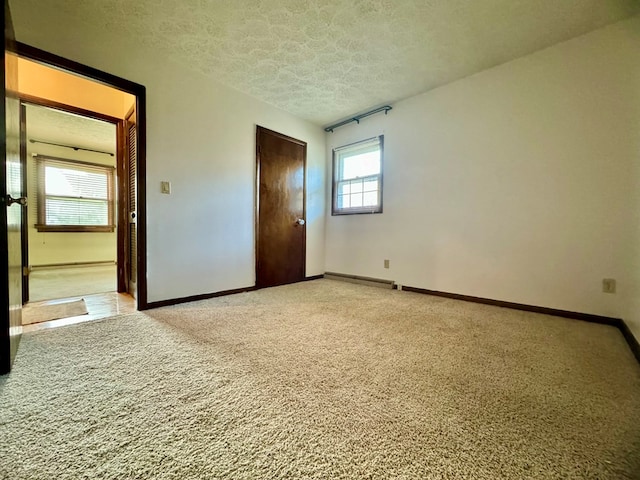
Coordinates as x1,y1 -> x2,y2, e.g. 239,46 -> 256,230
26,142 -> 117,266
18,58 -> 134,118
325,16 -> 640,340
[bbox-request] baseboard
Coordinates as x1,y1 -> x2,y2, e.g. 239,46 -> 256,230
402,285 -> 640,364
146,286 -> 256,309
304,275 -> 324,281
146,276 -> 323,310
324,272 -> 396,289
618,320 -> 640,364
31,261 -> 116,270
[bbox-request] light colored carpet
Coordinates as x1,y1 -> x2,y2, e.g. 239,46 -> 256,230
1,279 -> 639,479
28,265 -> 116,302
22,299 -> 88,325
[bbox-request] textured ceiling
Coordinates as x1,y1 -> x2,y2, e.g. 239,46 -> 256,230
26,104 -> 116,156
12,0 -> 640,125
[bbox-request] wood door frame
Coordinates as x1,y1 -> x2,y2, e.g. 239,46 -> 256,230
18,102 -> 27,303
254,125 -> 307,288
18,96 -> 126,299
15,42 -> 149,309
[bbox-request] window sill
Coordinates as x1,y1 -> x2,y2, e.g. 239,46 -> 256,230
332,208 -> 382,216
35,225 -> 115,233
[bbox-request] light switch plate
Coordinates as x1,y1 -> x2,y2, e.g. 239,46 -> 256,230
161,181 -> 171,194
602,278 -> 616,294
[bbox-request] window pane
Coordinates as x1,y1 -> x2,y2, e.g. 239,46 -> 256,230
363,179 -> 378,192
363,191 -> 378,207
341,151 -> 380,180
45,198 -> 109,226
350,193 -> 363,208
45,166 -> 108,199
332,136 -> 383,214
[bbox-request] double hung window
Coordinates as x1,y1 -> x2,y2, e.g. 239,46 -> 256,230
35,156 -> 115,232
332,136 -> 383,215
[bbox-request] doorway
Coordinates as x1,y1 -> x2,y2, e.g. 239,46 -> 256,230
255,126 -> 306,288
14,44 -> 147,326
21,101 -> 119,303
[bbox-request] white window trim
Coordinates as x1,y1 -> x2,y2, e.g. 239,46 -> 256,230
332,135 -> 383,215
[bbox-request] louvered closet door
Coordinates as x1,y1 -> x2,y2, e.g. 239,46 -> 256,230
126,110 -> 137,298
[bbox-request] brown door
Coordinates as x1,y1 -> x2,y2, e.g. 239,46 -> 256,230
119,106 -> 137,298
19,102 -> 28,304
256,126 -> 306,288
1,0 -> 22,374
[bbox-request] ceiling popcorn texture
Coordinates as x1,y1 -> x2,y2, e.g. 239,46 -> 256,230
26,105 -> 116,155
12,0 -> 640,125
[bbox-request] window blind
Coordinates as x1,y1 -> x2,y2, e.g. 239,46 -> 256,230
35,155 -> 115,232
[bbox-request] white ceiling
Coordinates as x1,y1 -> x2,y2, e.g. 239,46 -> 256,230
26,104 -> 116,156
12,0 -> 640,126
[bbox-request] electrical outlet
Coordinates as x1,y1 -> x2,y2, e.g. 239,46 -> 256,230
384,259 -> 390,269
602,278 -> 616,294
161,181 -> 171,194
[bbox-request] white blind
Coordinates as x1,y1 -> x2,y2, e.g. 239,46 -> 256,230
36,156 -> 114,230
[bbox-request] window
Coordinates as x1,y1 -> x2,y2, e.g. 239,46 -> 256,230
332,136 -> 383,215
35,156 -> 115,232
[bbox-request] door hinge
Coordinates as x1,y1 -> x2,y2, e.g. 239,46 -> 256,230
23,266 -> 30,276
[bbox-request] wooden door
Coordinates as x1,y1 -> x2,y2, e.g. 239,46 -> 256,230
256,126 -> 306,288
125,107 -> 137,297
19,102 -> 28,303
117,105 -> 137,298
1,0 -> 22,374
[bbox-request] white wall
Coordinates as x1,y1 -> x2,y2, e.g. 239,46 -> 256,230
325,16 -> 640,339
10,2 -> 326,303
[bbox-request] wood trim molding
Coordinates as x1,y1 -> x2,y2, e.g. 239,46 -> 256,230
15,42 -> 142,94
148,276 -> 323,309
618,320 -> 640,364
147,276 -> 324,310
402,285 -> 640,364
20,93 -> 121,124
304,275 -> 324,281
401,286 -> 620,325
146,286 -> 257,309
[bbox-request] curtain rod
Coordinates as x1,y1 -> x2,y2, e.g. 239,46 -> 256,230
29,139 -> 114,157
324,105 -> 392,133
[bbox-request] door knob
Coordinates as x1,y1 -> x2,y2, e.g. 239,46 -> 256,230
295,218 -> 305,226
6,195 -> 27,207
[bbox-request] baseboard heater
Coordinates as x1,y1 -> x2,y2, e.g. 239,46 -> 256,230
324,272 -> 395,289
